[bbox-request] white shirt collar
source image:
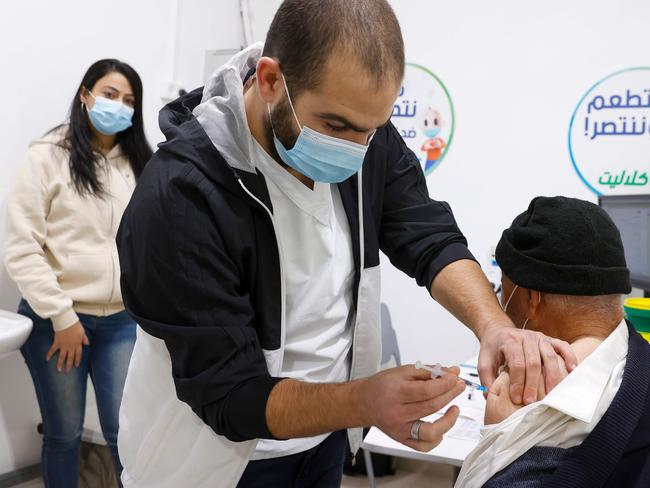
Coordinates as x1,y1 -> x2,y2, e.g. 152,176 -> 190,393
456,320 -> 629,488
540,319 -> 628,422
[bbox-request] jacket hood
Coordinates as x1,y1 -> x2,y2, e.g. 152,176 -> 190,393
193,42 -> 263,175
155,43 -> 264,189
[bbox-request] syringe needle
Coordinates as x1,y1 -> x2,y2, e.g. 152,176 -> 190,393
416,360 -> 489,393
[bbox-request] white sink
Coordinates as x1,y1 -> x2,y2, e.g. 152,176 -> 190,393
0,310 -> 33,360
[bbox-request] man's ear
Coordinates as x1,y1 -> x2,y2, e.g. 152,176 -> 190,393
527,289 -> 543,320
256,57 -> 283,104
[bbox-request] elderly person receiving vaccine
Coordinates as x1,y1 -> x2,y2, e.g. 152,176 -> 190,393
455,196 -> 650,488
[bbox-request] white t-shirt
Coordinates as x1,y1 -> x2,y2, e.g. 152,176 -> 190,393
455,320 -> 629,488
249,138 -> 356,460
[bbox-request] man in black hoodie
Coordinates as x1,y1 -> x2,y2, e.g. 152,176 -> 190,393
116,1 -> 578,486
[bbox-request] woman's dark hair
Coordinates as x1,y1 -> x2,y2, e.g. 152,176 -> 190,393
51,59 -> 152,196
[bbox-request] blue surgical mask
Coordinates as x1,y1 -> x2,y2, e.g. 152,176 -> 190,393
424,127 -> 441,138
84,92 -> 134,136
269,74 -> 371,183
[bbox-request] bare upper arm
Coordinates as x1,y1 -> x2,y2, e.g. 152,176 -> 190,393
484,357 -> 569,425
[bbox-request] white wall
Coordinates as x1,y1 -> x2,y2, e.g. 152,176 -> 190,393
2,0 -> 649,475
174,0 -> 247,92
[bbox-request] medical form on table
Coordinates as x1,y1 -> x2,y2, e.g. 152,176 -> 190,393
425,363 -> 486,442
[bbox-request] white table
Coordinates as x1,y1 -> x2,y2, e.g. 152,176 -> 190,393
361,360 -> 485,486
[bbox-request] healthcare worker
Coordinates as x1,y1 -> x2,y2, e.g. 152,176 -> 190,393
4,59 -> 152,488
116,1 -> 577,486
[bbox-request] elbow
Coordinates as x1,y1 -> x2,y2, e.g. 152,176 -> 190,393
184,375 -> 285,443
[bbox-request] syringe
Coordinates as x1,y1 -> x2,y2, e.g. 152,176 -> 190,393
415,360 -> 488,392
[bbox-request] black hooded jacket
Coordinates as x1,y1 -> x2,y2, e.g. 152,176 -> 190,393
116,86 -> 475,442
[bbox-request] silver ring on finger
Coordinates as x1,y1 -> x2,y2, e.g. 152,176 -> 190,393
410,419 -> 425,441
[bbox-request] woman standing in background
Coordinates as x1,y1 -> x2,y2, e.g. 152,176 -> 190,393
4,59 -> 152,488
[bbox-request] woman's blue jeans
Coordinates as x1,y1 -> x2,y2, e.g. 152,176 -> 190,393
18,299 -> 136,488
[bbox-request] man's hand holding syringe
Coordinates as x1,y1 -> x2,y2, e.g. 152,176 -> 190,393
344,358 -> 493,453
415,361 -> 494,394
267,361 -> 482,454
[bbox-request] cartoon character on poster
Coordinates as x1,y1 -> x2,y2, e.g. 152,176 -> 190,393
420,108 -> 446,173
390,63 -> 455,176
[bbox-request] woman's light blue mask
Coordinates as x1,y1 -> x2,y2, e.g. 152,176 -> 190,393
85,92 -> 134,136
269,75 -> 371,183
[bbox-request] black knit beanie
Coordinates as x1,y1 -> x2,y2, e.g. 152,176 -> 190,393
495,196 -> 631,296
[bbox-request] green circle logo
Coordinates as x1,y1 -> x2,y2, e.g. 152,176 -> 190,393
568,67 -> 650,195
391,63 -> 455,175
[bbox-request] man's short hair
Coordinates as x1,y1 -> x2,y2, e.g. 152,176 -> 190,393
262,0 -> 405,97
